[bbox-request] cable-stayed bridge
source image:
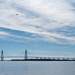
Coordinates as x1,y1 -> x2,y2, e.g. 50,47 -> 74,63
0,50 -> 75,61
0,50 -> 35,60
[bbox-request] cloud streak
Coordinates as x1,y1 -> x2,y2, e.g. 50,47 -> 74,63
0,31 -> 36,42
0,0 -> 75,44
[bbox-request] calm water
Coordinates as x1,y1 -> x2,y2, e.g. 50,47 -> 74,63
0,61 -> 75,75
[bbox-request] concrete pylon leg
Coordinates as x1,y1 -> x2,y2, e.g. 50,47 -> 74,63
25,50 -> 27,59
1,50 -> 4,61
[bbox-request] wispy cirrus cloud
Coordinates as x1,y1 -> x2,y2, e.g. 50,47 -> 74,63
0,0 -> 75,44
0,31 -> 36,42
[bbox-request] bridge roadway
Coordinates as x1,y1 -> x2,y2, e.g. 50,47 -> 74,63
0,55 -> 75,61
0,50 -> 75,61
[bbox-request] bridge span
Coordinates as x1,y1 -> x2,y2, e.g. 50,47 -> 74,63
0,50 -> 75,61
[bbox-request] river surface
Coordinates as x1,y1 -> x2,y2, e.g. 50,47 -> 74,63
0,61 -> 75,75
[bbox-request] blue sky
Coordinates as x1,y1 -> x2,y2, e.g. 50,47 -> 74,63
0,0 -> 75,57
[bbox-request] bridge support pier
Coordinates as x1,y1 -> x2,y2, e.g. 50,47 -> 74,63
25,50 -> 27,59
1,50 -> 4,61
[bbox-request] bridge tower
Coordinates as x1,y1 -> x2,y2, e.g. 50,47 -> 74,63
1,50 -> 4,61
25,50 -> 27,59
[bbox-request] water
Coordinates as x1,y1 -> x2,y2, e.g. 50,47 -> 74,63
0,61 -> 75,75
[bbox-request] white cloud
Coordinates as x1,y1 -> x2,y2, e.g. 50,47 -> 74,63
0,0 -> 75,44
0,31 -> 35,42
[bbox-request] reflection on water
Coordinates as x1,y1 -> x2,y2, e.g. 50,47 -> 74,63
0,61 -> 75,75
